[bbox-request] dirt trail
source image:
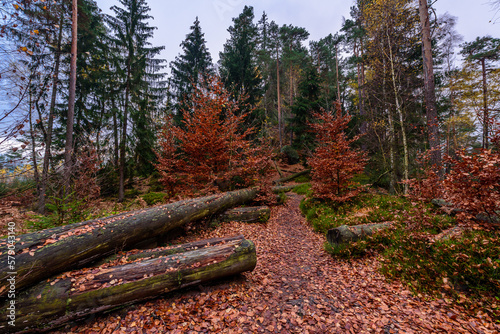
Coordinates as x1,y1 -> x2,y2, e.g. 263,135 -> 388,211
56,194 -> 498,333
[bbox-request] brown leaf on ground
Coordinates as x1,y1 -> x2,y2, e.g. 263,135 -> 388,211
51,194 -> 499,333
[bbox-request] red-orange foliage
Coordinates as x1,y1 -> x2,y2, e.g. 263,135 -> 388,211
73,145 -> 101,202
405,149 -> 443,202
307,104 -> 367,202
156,77 -> 273,196
443,148 -> 500,220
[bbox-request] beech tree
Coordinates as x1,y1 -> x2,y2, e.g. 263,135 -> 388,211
156,76 -> 273,196
308,103 -> 367,202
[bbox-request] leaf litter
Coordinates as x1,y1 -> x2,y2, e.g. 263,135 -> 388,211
53,194 -> 499,333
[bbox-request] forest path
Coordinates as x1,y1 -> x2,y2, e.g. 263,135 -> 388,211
57,194 -> 497,333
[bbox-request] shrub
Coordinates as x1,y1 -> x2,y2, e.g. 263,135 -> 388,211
307,103 -> 367,202
443,149 -> 500,220
156,76 -> 274,197
281,145 -> 300,165
405,149 -> 443,202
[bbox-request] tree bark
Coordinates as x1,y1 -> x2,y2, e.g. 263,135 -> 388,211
481,58 -> 489,149
0,188 -> 258,295
273,169 -> 310,184
327,222 -> 393,246
418,0 -> 441,167
118,59 -> 131,202
277,51 -> 282,148
215,206 -> 271,224
0,236 -> 256,333
386,30 -> 409,195
64,0 -> 78,195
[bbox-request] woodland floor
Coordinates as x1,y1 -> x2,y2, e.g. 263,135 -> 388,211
52,193 -> 498,334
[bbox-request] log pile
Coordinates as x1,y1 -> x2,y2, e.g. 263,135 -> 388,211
0,236 -> 256,333
0,189 -> 262,333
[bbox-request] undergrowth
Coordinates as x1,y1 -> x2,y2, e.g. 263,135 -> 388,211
301,191 -> 500,319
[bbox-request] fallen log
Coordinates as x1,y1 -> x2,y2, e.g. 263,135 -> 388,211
327,222 -> 393,246
431,198 -> 499,224
215,206 -> 270,224
0,188 -> 258,295
0,236 -> 256,333
272,183 -> 308,194
273,169 -> 310,184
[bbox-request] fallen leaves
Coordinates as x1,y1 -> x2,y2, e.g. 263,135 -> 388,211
50,194 -> 499,333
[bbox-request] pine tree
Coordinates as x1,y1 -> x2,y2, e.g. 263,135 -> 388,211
219,6 -> 263,128
170,17 -> 213,124
106,0 -> 166,201
460,36 -> 500,149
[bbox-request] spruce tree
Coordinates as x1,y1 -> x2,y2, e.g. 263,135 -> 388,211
170,17 -> 213,124
106,0 -> 166,201
290,63 -> 321,151
219,6 -> 263,128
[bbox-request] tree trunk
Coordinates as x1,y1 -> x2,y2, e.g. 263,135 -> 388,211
215,206 -> 271,224
112,98 -> 119,167
327,222 -> 393,246
0,188 -> 258,295
118,63 -> 131,202
387,31 -> 409,195
277,51 -> 282,148
418,0 -> 441,167
481,58 -> 489,149
0,236 -> 256,333
273,169 -> 310,184
64,0 -> 78,195
38,11 -> 64,214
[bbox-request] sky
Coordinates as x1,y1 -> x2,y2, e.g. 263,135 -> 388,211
94,0 -> 500,70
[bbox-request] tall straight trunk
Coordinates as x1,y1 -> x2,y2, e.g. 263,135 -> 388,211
64,0 -> 78,195
28,86 -> 40,194
383,58 -> 396,195
335,45 -> 341,102
354,41 -> 363,117
276,51 -> 282,148
96,99 -> 105,163
418,0 -> 441,167
387,32 -> 409,195
39,12 -> 64,214
112,98 -> 119,167
118,60 -> 132,202
481,58 -> 489,149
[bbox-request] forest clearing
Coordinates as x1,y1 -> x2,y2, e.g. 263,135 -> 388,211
1,0 -> 500,332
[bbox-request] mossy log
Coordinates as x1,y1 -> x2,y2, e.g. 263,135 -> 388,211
273,170 -> 310,184
216,206 -> 271,224
0,236 -> 256,333
0,188 -> 258,296
327,222 -> 393,246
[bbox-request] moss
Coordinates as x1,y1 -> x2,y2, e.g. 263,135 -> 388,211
141,192 -> 168,205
